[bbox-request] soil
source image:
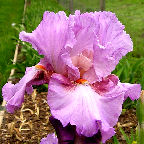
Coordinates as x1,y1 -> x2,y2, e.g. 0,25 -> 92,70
0,91 -> 138,144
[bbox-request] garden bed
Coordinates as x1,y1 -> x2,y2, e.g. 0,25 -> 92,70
0,90 -> 138,143
0,91 -> 54,143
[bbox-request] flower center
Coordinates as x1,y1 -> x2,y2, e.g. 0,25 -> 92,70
75,79 -> 89,85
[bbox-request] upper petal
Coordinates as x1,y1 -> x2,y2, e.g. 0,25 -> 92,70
93,12 -> 133,80
61,53 -> 80,81
82,67 -> 99,84
20,11 -> 75,74
69,11 -> 96,56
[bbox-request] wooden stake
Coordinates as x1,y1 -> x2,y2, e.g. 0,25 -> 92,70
100,0 -> 105,11
69,0 -> 73,14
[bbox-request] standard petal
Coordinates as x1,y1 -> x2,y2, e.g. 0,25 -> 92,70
40,133 -> 58,144
93,12 -> 133,80
47,74 -> 125,142
120,83 -> 141,100
61,53 -> 80,81
82,67 -> 98,84
69,11 -> 96,60
20,11 -> 75,74
2,66 -> 46,113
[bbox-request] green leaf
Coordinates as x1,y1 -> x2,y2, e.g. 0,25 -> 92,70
113,135 -> 119,144
119,127 -> 130,144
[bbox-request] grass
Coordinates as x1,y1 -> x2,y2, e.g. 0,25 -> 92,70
0,0 -> 24,102
59,0 -> 100,12
113,128 -> 137,144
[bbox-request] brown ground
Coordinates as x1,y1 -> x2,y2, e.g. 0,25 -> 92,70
0,90 -> 137,144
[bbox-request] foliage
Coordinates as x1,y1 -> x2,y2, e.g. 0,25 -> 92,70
113,128 -> 137,144
136,95 -> 144,144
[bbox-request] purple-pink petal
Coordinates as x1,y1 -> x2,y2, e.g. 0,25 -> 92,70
19,11 -> 75,75
82,67 -> 98,84
3,10 -> 141,143
69,10 -> 95,56
47,73 -> 128,142
2,66 -> 47,113
93,12 -> 133,80
40,133 -> 58,144
61,53 -> 80,81
19,11 -> 134,82
120,83 -> 141,101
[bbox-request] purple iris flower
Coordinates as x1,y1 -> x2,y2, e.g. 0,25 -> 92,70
2,11 -> 141,143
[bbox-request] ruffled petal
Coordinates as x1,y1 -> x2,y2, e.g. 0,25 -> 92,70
40,133 -> 58,144
69,11 -> 97,55
20,11 -> 75,74
2,66 -> 47,113
47,74 -> 125,142
93,74 -> 119,94
83,67 -> 98,84
101,127 -> 115,143
120,83 -> 141,100
93,12 -> 133,80
61,53 -> 80,81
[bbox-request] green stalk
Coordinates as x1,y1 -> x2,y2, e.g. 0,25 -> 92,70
136,91 -> 144,143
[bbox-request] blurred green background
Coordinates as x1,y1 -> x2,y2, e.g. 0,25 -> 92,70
0,0 -> 24,102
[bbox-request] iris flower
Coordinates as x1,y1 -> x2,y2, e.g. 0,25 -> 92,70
2,11 -> 141,143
